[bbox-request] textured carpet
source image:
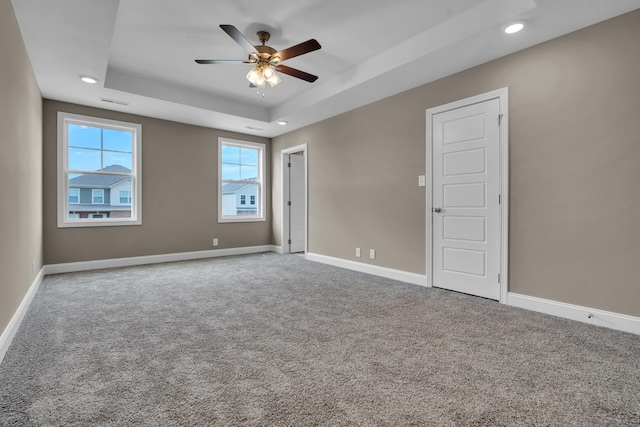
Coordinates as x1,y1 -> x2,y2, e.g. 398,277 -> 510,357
1,253 -> 639,426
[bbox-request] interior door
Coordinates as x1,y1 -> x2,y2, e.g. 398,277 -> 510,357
288,153 -> 306,253
432,98 -> 501,300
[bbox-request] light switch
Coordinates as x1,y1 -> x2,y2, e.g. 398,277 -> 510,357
418,175 -> 426,187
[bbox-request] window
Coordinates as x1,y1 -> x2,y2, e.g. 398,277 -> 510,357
120,190 -> 132,204
57,112 -> 142,227
68,188 -> 79,203
92,189 -> 104,204
218,138 -> 265,222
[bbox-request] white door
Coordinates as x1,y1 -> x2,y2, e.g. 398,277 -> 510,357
431,98 -> 501,300
288,153 -> 306,253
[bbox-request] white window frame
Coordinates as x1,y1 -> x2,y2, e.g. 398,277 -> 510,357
218,137 -> 265,223
92,189 -> 104,204
57,112 -> 142,228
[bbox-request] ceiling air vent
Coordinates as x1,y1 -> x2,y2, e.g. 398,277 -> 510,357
245,126 -> 264,131
100,97 -> 129,106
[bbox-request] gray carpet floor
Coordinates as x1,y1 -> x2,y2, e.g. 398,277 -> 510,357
1,252 -> 639,426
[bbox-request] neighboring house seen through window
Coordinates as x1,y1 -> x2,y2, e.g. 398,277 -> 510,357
57,112 -> 142,227
219,138 -> 265,222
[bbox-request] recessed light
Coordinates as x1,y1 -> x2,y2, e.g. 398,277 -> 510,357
79,75 -> 98,84
504,22 -> 525,34
277,121 -> 288,126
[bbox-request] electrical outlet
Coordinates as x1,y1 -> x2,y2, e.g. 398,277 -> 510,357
370,249 -> 375,259
31,261 -> 36,274
355,248 -> 361,258
213,238 -> 219,247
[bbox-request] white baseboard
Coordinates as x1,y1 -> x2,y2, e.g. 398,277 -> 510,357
44,245 -> 276,275
0,268 -> 45,365
270,245 -> 285,254
305,252 -> 427,287
507,292 -> 640,336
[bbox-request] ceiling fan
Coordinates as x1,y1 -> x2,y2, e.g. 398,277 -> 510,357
195,25 -> 321,88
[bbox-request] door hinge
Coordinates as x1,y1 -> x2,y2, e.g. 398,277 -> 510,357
288,239 -> 291,244
498,194 -> 501,204
287,162 -> 291,167
287,201 -> 291,206
498,114 -> 503,126
498,273 -> 501,283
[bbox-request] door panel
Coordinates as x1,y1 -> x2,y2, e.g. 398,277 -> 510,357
443,148 -> 486,176
443,248 -> 486,276
443,216 -> 486,242
443,183 -> 486,208
289,153 -> 306,253
432,98 -> 500,300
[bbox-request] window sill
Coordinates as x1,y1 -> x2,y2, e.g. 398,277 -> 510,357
57,219 -> 142,228
218,216 -> 266,224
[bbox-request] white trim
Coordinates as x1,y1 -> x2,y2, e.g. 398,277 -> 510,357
218,137 -> 266,223
507,292 -> 640,336
0,268 -> 45,365
281,143 -> 308,254
57,111 -> 143,228
426,88 -> 509,303
44,245 -> 276,275
306,252 -> 427,287
271,245 -> 285,254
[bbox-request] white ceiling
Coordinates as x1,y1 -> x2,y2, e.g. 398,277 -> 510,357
12,0 -> 640,137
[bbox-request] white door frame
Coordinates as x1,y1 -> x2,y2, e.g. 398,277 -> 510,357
426,88 -> 509,303
281,143 -> 308,254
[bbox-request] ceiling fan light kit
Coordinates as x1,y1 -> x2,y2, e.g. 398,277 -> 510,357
246,63 -> 281,88
195,25 -> 321,90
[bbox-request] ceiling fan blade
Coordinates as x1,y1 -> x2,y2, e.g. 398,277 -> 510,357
195,59 -> 251,64
275,64 -> 318,82
274,39 -> 321,62
220,24 -> 257,54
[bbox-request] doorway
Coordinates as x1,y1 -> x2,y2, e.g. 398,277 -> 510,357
281,144 -> 307,254
426,88 -> 509,302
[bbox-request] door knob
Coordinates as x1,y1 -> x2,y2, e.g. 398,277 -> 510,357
433,207 -> 442,213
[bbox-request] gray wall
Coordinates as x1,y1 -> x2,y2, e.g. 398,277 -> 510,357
0,1 -> 43,336
43,101 -> 272,264
272,10 -> 640,317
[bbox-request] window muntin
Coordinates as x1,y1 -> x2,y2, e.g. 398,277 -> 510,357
57,112 -> 142,227
218,138 -> 265,222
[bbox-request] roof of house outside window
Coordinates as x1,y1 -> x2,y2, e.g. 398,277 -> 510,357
69,165 -> 131,188
222,182 -> 250,194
